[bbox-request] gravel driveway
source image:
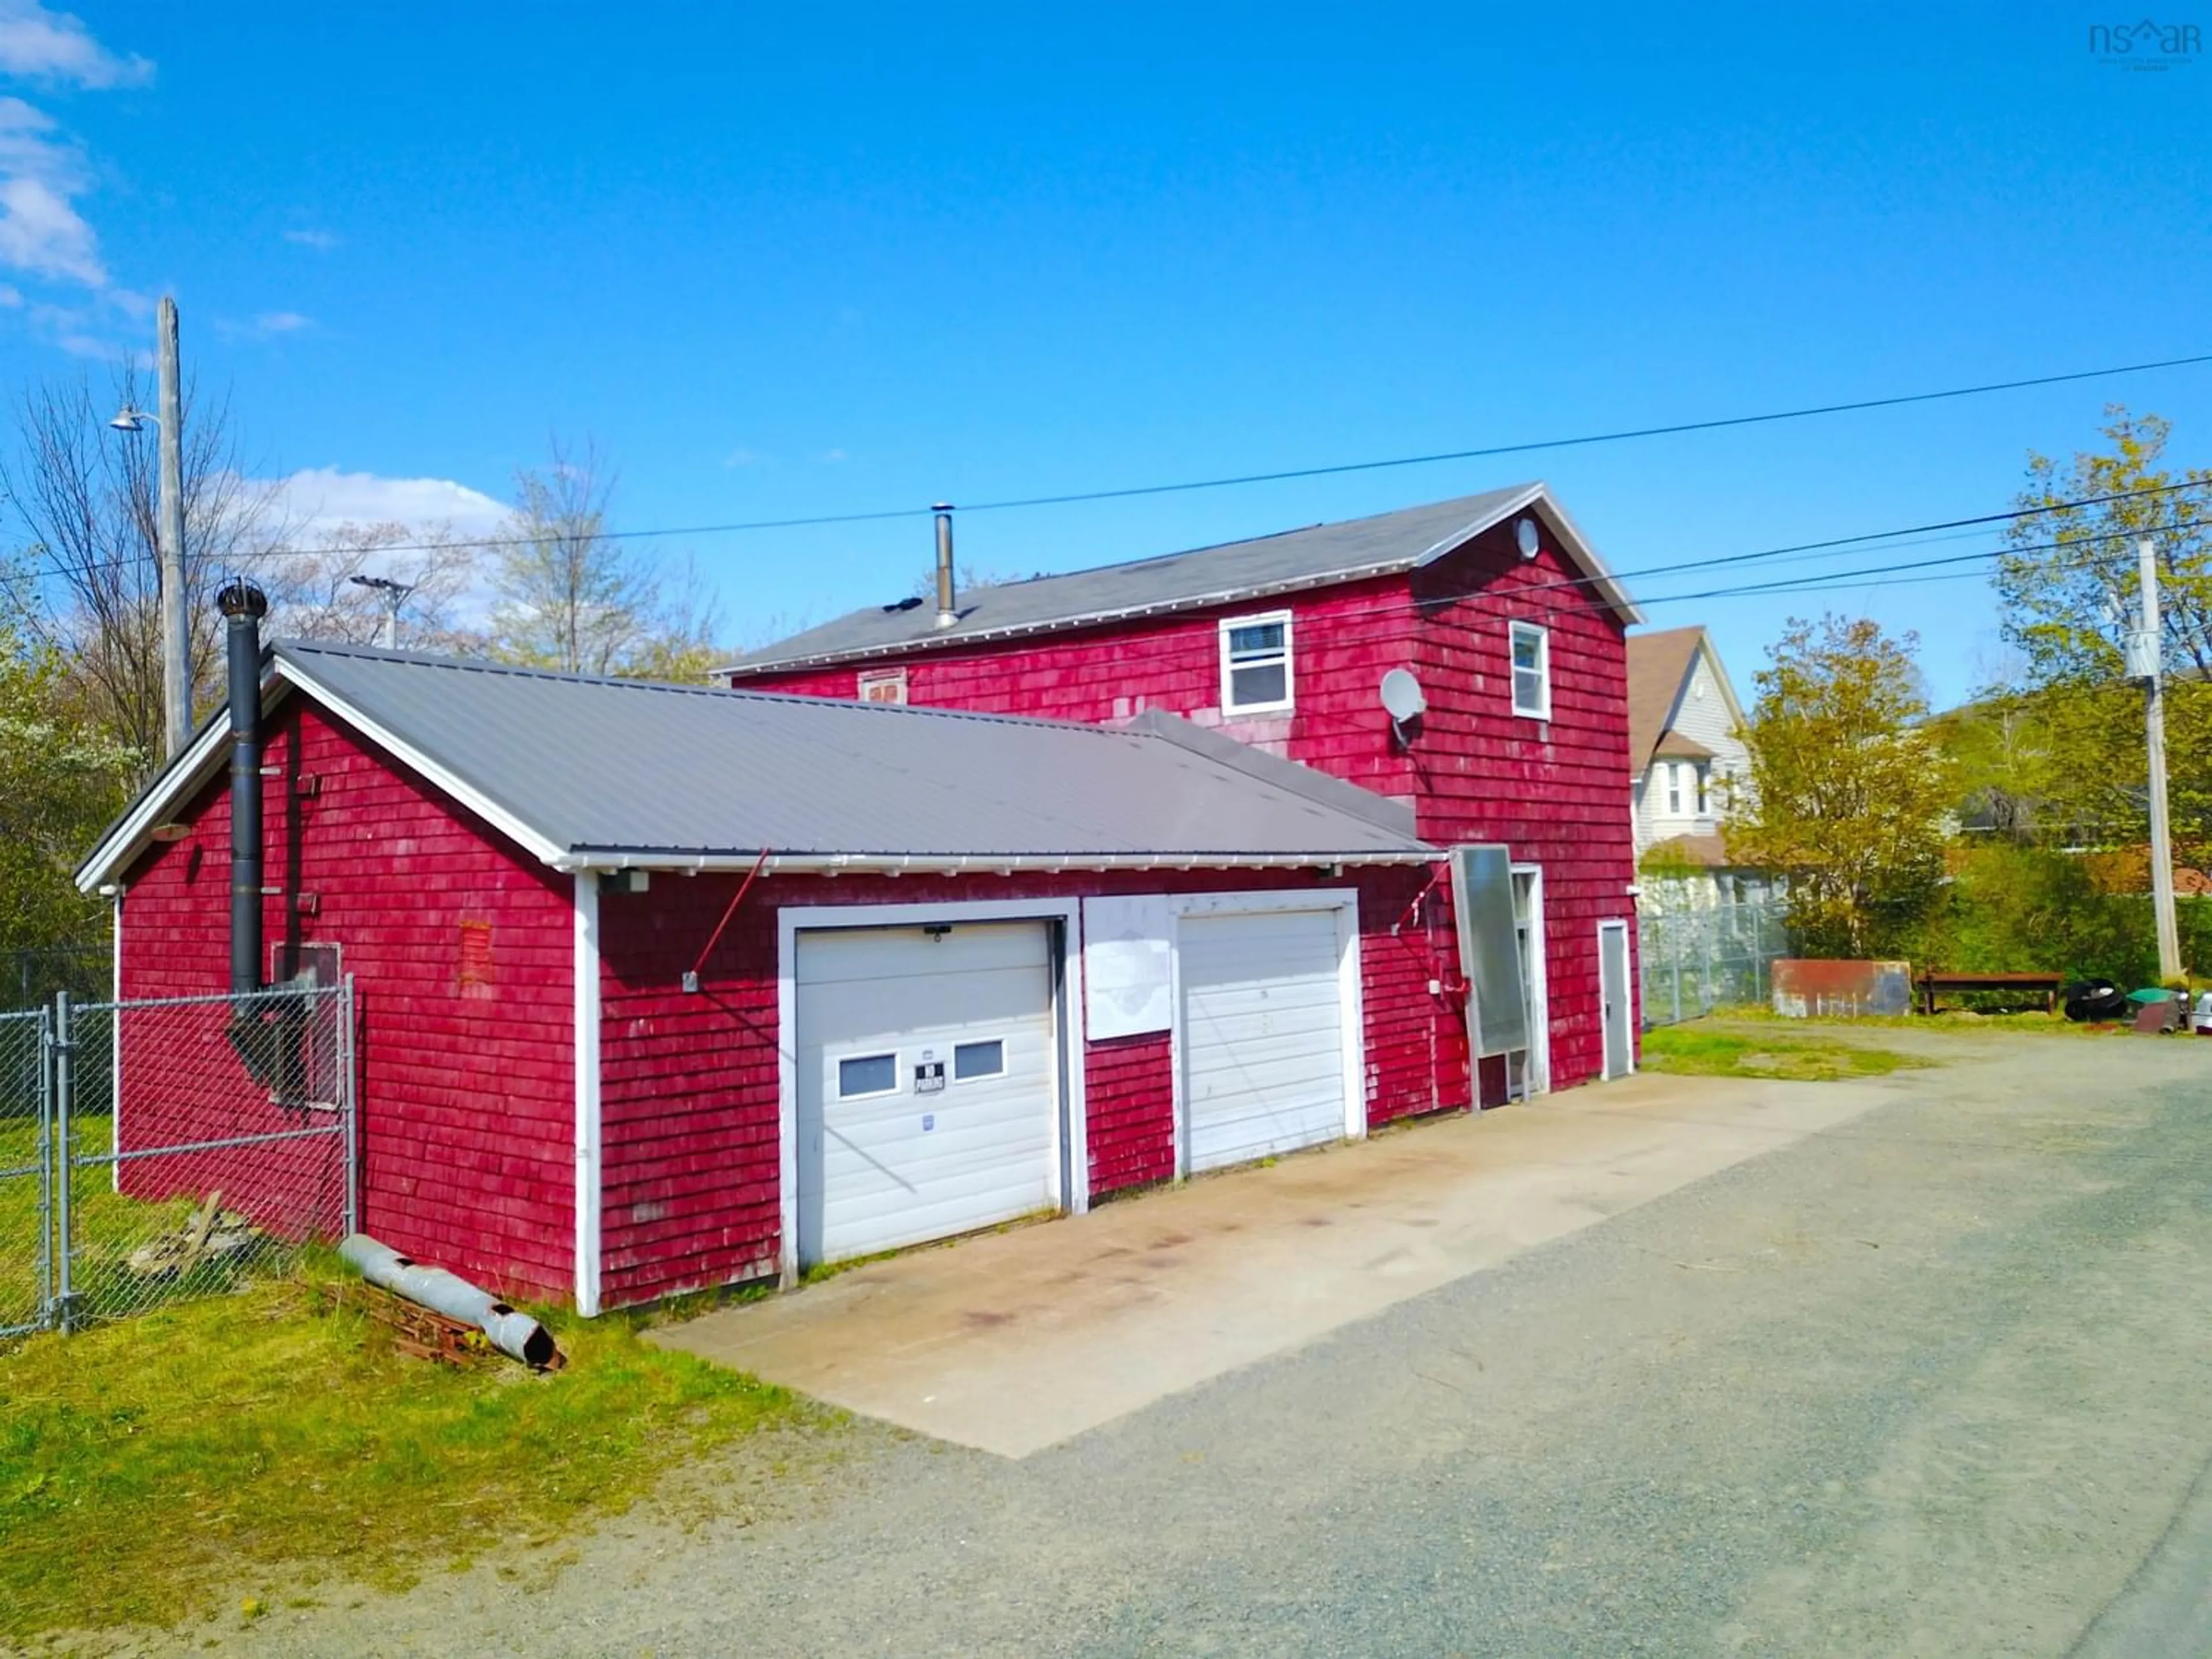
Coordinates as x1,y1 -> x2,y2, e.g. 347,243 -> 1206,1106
190,1032 -> 2212,1656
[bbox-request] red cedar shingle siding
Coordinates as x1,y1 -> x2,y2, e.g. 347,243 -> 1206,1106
117,702 -> 576,1301
594,862 -> 1446,1305
743,519 -> 1638,1095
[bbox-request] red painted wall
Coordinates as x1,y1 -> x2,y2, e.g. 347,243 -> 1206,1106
1407,520 -> 1637,1088
738,528 -> 1638,1093
745,574 -> 1423,808
596,862 -> 1450,1306
116,702 -> 576,1301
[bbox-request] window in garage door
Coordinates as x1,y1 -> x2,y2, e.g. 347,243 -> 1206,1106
794,920 -> 1060,1268
1178,904 -> 1353,1175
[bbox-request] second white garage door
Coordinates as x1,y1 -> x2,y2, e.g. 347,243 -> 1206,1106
794,921 -> 1059,1269
1179,906 -> 1352,1174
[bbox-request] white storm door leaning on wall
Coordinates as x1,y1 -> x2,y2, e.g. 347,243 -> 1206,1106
1177,902 -> 1357,1174
794,921 -> 1059,1269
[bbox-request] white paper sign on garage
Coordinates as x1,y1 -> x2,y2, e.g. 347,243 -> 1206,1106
1081,894 -> 1173,1039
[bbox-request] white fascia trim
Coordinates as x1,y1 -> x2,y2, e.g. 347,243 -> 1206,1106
73,715 -> 235,892
1164,887 -> 1365,1174
280,662 -> 571,868
573,873 -> 604,1317
565,849 -> 1431,875
775,896 -> 1090,1286
1410,483 -> 1645,627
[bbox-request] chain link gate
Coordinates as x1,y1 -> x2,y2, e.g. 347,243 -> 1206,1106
0,981 -> 357,1339
0,1006 -> 52,1339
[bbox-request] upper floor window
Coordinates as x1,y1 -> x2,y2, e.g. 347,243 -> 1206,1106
1219,611 -> 1294,714
1666,764 -> 1683,815
858,668 -> 908,704
1694,764 -> 1710,816
1509,622 -> 1550,719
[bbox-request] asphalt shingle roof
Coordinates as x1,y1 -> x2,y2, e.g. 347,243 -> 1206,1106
726,484 -> 1638,676
78,643 -> 1435,882
1626,626 -> 1706,774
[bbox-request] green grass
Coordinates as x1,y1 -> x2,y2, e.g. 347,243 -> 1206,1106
1706,1002 -> 2137,1038
1641,1024 -> 1934,1081
0,1258 -> 808,1642
0,1113 -> 292,1332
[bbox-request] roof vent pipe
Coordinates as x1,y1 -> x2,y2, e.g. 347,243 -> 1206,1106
218,579 -> 270,1001
932,502 -> 957,630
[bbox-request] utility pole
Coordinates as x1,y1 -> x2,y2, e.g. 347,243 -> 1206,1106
348,574 -> 415,648
2138,535 -> 2183,982
156,296 -> 188,760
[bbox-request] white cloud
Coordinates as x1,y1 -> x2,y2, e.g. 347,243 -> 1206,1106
820,447 -> 849,464
270,468 -> 510,541
0,96 -> 99,283
0,1 -> 150,89
218,309 -> 314,340
723,446 -> 771,468
282,228 -> 338,251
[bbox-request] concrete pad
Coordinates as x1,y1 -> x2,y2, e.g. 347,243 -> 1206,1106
649,1072 -> 1897,1458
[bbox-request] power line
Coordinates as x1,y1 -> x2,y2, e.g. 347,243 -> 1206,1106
48,347 -> 2206,571
955,353 -> 2212,514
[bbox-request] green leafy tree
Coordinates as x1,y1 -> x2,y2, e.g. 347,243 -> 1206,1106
1987,408 -> 2212,856
0,582 -> 137,954
1727,615 -> 1957,957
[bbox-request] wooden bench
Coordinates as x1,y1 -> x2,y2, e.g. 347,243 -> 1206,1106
1916,969 -> 2065,1016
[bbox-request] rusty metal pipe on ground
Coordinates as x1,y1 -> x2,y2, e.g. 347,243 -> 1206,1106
339,1234 -> 558,1368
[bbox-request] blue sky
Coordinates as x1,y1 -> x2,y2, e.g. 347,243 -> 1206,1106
0,3 -> 2206,703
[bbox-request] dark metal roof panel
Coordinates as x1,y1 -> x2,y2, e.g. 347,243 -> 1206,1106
727,486 -> 1548,674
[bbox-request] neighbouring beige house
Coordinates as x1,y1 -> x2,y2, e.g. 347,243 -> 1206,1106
1627,626 -> 1766,909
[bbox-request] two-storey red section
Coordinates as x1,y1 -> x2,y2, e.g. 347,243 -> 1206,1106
736,513 -> 1637,1096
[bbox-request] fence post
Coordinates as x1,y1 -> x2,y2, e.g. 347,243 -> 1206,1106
341,978 -> 358,1238
1669,912 -> 1683,1024
35,1005 -> 53,1331
51,990 -> 74,1335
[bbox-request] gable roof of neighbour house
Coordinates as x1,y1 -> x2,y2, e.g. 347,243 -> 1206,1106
724,483 -> 1643,678
77,642 -> 1438,892
1626,626 -> 1747,774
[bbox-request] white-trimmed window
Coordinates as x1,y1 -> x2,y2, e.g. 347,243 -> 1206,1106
1509,622 -> 1550,719
857,668 -> 908,704
1694,764 -> 1710,816
1219,611 -> 1294,714
1666,764 -> 1683,815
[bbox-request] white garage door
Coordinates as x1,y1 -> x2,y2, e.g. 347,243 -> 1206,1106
1179,907 -> 1350,1174
795,921 -> 1059,1269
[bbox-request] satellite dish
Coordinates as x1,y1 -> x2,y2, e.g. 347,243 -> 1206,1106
1515,517 -> 1541,560
1380,668 -> 1427,724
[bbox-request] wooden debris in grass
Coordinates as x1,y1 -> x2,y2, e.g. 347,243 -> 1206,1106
124,1190 -> 268,1278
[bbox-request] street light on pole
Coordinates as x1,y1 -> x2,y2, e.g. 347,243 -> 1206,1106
349,574 -> 416,649
108,295 -> 190,761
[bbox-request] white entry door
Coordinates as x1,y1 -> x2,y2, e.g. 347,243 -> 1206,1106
1179,907 -> 1351,1173
794,921 -> 1059,1268
1600,919 -> 1634,1080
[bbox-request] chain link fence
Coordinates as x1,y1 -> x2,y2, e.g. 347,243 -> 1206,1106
0,1007 -> 52,1339
0,981 -> 354,1340
1639,900 -> 1791,1028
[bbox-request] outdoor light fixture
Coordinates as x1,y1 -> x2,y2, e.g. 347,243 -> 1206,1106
108,405 -> 150,433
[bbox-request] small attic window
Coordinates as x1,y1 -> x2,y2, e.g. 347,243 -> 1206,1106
1220,611 -> 1293,714
858,668 -> 908,704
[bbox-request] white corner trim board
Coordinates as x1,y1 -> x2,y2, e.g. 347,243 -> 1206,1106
572,873 -> 603,1317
